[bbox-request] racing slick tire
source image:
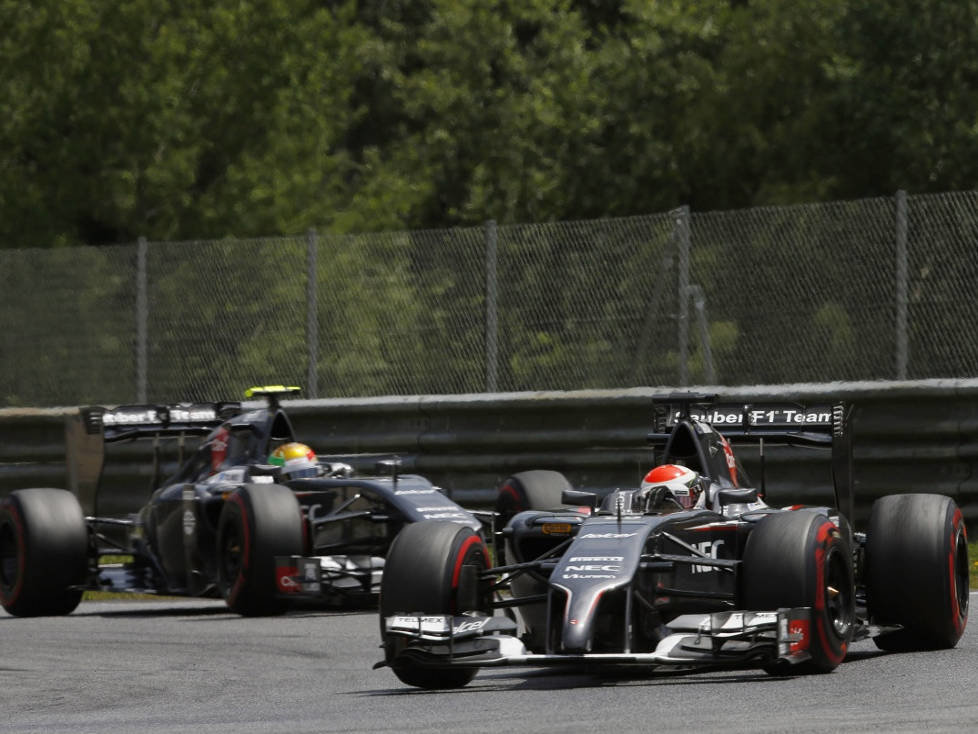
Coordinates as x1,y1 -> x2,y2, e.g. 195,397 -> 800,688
380,520 -> 491,689
0,488 -> 88,617
496,470 -> 573,518
741,509 -> 855,675
495,470 -> 573,565
865,493 -> 968,651
217,484 -> 302,616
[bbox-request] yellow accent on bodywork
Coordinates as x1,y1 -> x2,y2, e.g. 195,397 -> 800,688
244,385 -> 301,398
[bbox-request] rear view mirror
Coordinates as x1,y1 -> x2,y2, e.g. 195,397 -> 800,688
561,489 -> 597,510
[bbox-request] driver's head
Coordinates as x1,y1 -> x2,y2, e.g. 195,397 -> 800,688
641,464 -> 702,509
268,442 -> 321,480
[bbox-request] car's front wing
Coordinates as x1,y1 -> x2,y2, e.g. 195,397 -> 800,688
377,608 -> 815,671
275,554 -> 383,602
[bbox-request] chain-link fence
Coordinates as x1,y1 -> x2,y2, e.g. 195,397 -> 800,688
2,190 -> 977,407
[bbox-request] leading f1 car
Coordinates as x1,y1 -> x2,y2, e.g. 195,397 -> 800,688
376,395 -> 969,688
0,386 -> 481,617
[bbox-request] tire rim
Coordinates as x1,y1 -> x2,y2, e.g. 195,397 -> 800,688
825,545 -> 854,639
220,522 -> 244,590
954,530 -> 969,623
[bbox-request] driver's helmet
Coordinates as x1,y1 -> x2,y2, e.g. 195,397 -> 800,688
641,464 -> 702,509
268,442 -> 321,480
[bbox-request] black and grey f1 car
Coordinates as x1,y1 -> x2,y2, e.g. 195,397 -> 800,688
0,386 -> 481,617
376,395 -> 969,688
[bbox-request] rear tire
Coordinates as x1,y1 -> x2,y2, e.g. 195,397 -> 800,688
866,493 -> 968,651
380,520 -> 491,689
495,470 -> 572,519
741,509 -> 855,674
495,470 -> 572,565
0,488 -> 88,616
217,484 -> 302,616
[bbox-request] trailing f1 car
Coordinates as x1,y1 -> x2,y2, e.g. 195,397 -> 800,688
0,386 -> 482,617
376,395 -> 969,688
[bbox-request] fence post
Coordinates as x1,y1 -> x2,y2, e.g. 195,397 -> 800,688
676,206 -> 691,386
136,236 -> 148,402
688,284 -> 715,383
894,191 -> 909,380
485,220 -> 498,393
306,228 -> 319,398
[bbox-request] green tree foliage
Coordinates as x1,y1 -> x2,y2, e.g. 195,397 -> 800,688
0,0 -> 368,248
4,0 -> 978,404
822,1 -> 978,197
3,0 -> 978,246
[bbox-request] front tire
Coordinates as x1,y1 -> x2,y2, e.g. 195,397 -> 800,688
217,484 -> 302,616
866,493 -> 968,651
741,509 -> 855,674
0,488 -> 88,616
380,520 -> 491,689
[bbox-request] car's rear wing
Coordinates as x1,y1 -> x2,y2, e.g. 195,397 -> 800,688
66,402 -> 240,514
648,393 -> 855,522
79,403 -> 239,442
648,393 -> 835,444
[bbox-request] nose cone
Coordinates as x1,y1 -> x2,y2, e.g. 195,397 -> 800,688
559,588 -> 605,652
549,519 -> 649,653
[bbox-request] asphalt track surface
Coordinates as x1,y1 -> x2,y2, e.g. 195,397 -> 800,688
3,596 -> 978,734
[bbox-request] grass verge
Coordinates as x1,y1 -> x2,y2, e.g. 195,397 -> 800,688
82,555 -> 174,601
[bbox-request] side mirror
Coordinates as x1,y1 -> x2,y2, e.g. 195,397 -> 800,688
561,489 -> 598,510
375,458 -> 402,476
323,462 -> 354,478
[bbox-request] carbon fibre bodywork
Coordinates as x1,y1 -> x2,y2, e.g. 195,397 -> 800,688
5,388 -> 481,613
377,396 -> 969,686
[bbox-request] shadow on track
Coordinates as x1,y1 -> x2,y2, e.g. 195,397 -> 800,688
362,645 -> 891,696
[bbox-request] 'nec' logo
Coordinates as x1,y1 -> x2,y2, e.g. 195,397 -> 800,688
691,540 -> 725,573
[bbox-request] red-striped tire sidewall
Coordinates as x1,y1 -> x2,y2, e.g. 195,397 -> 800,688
0,489 -> 87,616
224,493 -> 251,608
809,518 -> 850,667
867,493 -> 968,649
0,500 -> 27,607
947,506 -> 968,639
741,509 -> 855,674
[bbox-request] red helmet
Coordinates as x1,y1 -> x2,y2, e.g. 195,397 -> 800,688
641,464 -> 702,509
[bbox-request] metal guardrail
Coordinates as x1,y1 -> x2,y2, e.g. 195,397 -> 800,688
2,380 -> 978,531
0,407 -> 74,488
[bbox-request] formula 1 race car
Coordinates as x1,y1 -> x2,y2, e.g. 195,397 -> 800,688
376,395 -> 969,688
0,386 -> 482,617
